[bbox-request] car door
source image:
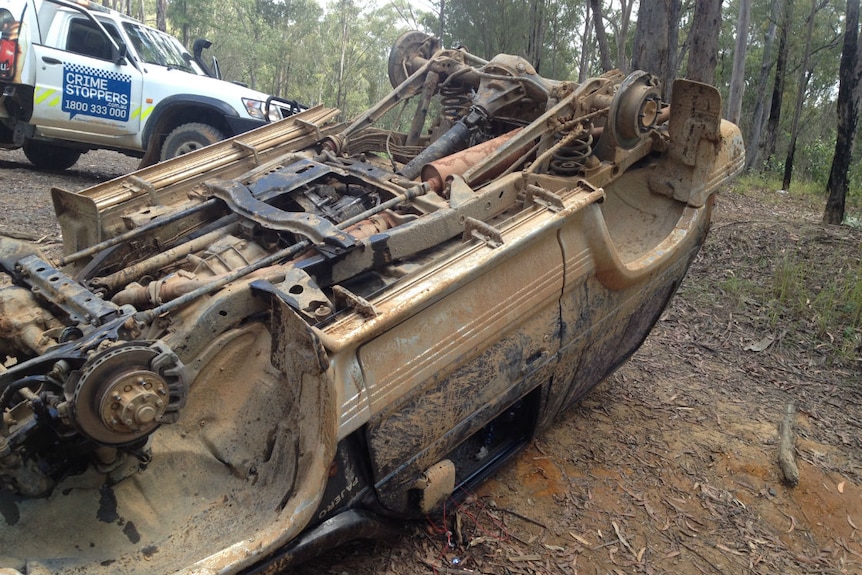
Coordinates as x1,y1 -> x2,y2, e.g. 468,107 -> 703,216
359,212 -> 565,515
31,11 -> 142,139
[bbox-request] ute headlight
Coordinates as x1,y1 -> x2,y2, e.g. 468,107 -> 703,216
242,98 -> 267,120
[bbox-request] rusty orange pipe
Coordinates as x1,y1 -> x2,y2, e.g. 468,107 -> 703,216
420,128 -> 525,195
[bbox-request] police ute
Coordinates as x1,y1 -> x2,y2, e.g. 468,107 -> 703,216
0,0 -> 301,170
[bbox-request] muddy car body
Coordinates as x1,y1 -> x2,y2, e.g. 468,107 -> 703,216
0,32 -> 743,574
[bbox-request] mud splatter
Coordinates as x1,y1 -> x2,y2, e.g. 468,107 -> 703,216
123,520 -> 141,544
97,483 -> 119,523
0,492 -> 19,526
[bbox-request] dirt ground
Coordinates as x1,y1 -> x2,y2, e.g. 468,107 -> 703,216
1,148 -> 860,575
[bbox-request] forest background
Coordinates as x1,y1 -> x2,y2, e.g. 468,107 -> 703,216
104,0 -> 861,223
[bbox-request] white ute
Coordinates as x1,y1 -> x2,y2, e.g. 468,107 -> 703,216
0,0 -> 301,169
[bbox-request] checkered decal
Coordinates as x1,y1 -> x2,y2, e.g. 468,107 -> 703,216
62,63 -> 132,121
65,63 -> 131,83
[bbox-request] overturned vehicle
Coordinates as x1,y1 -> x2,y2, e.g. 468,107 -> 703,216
0,32 -> 743,574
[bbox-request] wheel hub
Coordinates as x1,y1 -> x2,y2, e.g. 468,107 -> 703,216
70,343 -> 188,445
99,369 -> 169,434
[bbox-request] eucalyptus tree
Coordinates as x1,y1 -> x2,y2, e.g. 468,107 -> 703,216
687,0 -> 722,84
746,0 -> 782,170
578,0 -> 596,80
631,0 -> 680,98
167,0 -> 216,45
782,0 -> 844,188
543,1 -> 581,79
727,0 -> 752,125
608,0 -> 635,72
442,0 -> 535,61
312,0 -> 404,118
782,0 -> 821,189
762,0 -> 791,168
825,0 -> 862,224
590,0 -> 613,72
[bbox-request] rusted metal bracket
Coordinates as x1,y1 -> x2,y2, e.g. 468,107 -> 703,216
294,117 -> 323,142
462,217 -> 503,248
128,176 -> 160,206
571,178 -> 605,202
332,285 -> 378,318
18,255 -> 122,325
206,180 -> 355,249
233,140 -> 261,165
525,184 -> 564,212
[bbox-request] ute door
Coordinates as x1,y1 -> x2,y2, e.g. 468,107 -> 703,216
31,12 -> 142,138
359,208 -> 565,515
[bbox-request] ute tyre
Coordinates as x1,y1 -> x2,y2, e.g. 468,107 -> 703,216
160,123 -> 224,160
22,141 -> 82,171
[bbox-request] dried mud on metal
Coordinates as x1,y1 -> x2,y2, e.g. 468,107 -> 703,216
1,150 -> 860,575
294,187 -> 862,574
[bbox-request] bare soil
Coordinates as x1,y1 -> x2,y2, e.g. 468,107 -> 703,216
1,148 -> 860,575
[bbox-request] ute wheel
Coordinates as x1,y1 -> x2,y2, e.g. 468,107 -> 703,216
388,30 -> 440,88
22,141 -> 82,170
160,122 -> 224,160
607,71 -> 662,150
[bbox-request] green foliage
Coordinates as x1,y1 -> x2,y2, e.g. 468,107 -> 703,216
719,273 -> 757,305
798,138 -> 834,184
739,158 -> 862,227
771,250 -> 862,360
735,172 -> 814,202
442,0 -> 533,59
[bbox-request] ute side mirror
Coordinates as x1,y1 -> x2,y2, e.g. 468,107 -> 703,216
211,55 -> 221,80
112,41 -> 128,65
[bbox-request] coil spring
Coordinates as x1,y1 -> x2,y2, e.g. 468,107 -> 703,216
549,128 -> 593,176
440,85 -> 472,122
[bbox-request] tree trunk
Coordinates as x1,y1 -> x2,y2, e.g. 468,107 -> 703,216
632,0 -> 679,98
438,0 -> 445,40
611,0 -> 635,72
547,4 -> 561,77
527,0 -> 546,72
763,0 -> 792,166
667,0 -> 681,99
687,0 -> 722,85
632,0 -> 669,76
156,0 -> 167,32
782,0 -> 818,191
180,0 -> 188,46
745,4 -> 779,170
578,2 -> 593,82
824,0 -> 862,224
727,0 -> 751,125
335,0 -> 349,114
590,0 -> 613,72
